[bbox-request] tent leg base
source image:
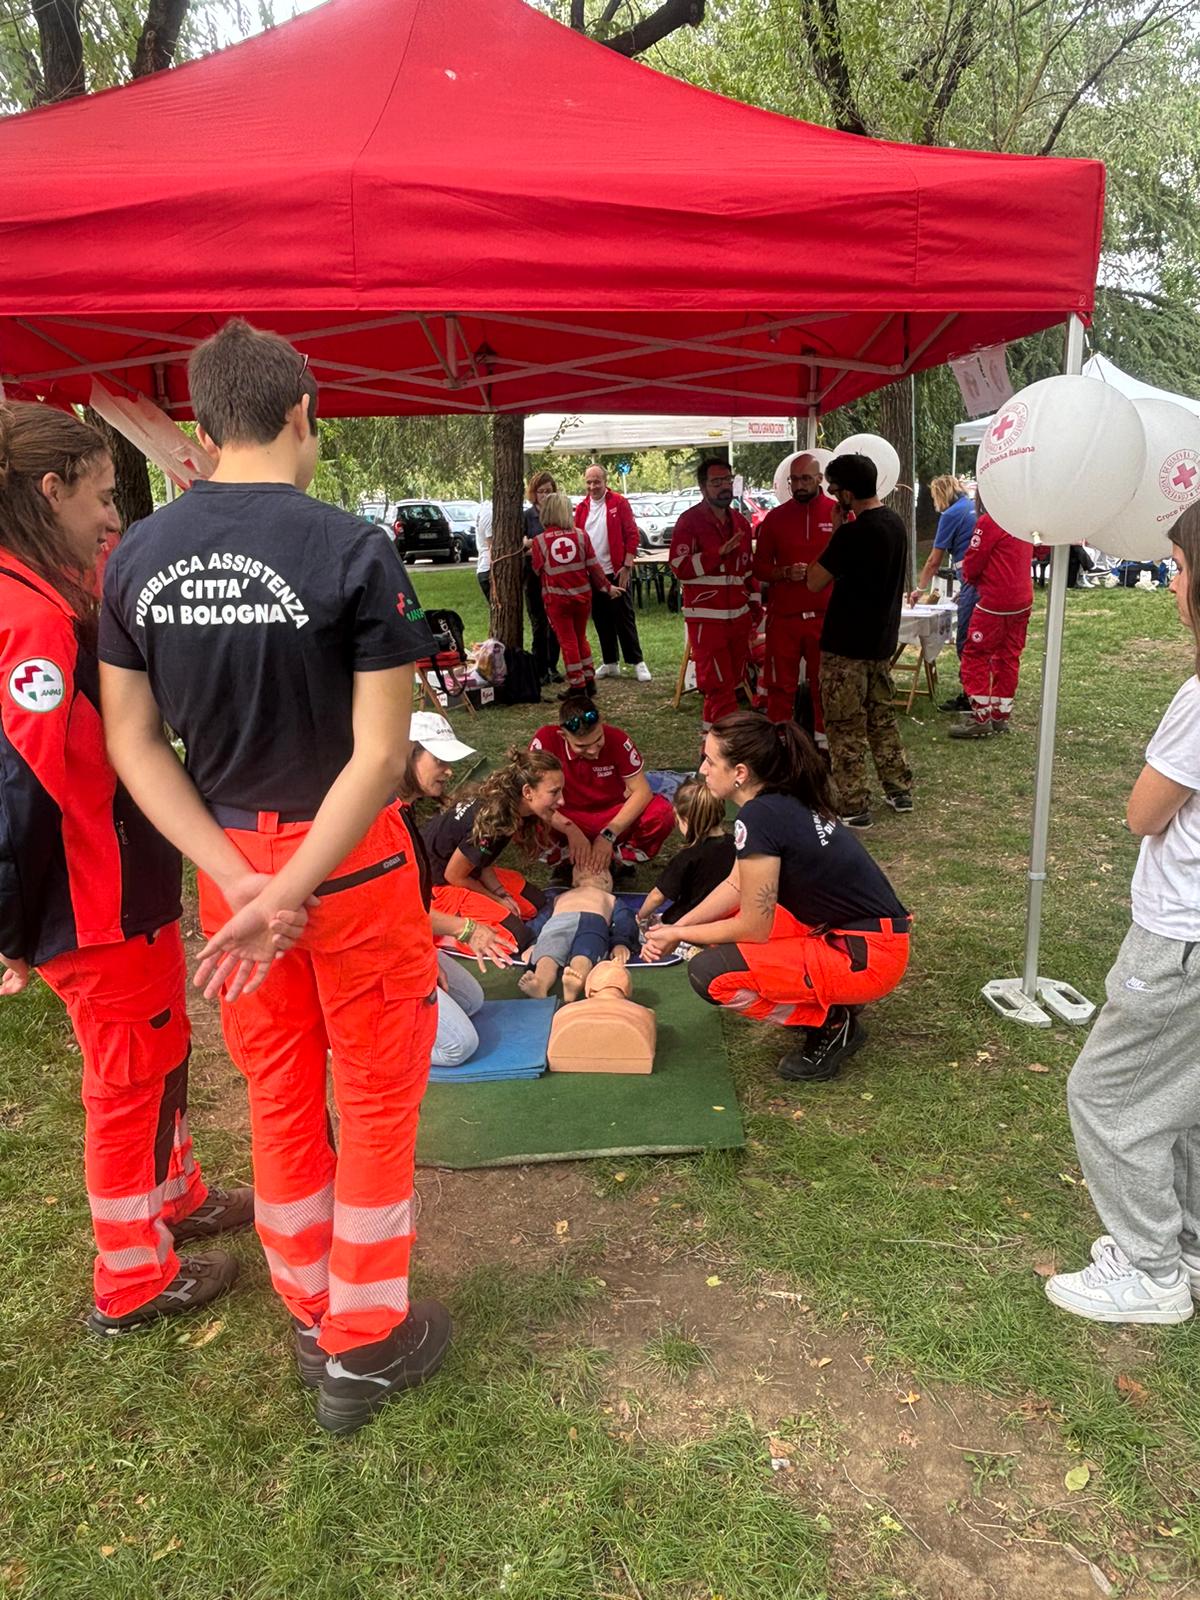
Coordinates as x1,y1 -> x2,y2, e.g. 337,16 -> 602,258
982,976 -> 1096,1028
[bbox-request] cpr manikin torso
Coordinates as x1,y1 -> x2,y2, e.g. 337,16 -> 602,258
546,959 -> 656,1074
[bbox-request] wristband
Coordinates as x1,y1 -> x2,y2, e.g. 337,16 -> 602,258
599,827 -> 618,845
460,917 -> 476,942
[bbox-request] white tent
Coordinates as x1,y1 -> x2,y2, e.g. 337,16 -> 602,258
524,413 -> 795,455
952,354 -> 1200,473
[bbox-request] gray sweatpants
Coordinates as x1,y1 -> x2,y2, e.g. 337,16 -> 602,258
1067,922 -> 1200,1277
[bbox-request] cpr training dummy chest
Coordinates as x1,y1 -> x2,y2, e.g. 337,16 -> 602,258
546,960 -> 656,1075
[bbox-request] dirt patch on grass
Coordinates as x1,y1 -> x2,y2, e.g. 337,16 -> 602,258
414,1162 -> 1133,1600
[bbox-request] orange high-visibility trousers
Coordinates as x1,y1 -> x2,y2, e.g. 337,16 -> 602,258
688,905 -> 910,1027
198,803 -> 437,1356
39,922 -> 207,1317
431,868 -> 544,953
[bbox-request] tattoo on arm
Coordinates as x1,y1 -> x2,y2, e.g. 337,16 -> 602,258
754,881 -> 779,920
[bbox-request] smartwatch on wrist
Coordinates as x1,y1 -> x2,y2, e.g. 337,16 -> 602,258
599,827 -> 618,846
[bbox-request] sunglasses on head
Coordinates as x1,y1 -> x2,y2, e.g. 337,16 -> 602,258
562,708 -> 601,736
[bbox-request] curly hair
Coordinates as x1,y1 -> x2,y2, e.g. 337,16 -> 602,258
471,746 -> 563,856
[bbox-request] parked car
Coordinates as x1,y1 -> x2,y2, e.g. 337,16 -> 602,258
438,500 -> 480,559
632,496 -> 682,548
383,501 -> 462,564
738,489 -> 777,532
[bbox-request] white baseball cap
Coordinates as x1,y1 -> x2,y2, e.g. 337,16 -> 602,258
409,712 -> 477,761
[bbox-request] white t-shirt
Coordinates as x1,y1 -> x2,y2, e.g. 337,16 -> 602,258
1131,675 -> 1200,940
585,494 -> 611,573
476,502 -> 493,576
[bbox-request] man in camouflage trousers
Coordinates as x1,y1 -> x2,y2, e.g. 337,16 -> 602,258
805,453 -> 913,830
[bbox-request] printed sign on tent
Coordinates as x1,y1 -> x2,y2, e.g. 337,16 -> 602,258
950,345 -> 1015,419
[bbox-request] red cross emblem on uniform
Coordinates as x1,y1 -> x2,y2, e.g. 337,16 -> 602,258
550,536 -> 575,564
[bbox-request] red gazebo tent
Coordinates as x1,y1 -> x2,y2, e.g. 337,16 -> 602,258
0,0 -> 1102,421
0,0 -> 1106,1027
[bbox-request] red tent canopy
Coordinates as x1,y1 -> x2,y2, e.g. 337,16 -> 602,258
0,0 -> 1104,418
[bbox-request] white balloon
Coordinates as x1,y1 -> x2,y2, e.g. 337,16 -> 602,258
772,448 -> 831,502
1090,398 -> 1200,561
976,376 -> 1145,545
833,433 -> 901,498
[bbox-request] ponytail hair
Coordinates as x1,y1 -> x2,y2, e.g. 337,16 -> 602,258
673,774 -> 726,839
710,711 -> 836,820
471,745 -> 563,855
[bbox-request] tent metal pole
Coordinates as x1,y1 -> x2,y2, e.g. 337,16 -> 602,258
982,312 -> 1095,1029
909,373 -> 919,592
803,411 -> 818,450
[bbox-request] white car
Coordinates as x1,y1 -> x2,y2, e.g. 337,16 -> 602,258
437,500 -> 480,558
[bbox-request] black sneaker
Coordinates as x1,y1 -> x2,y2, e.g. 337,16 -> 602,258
171,1184 -> 254,1244
87,1250 -> 239,1336
840,810 -> 872,830
884,792 -> 913,814
949,717 -> 993,740
315,1299 -> 452,1436
938,692 -> 970,713
990,720 -> 1011,736
293,1319 -> 327,1390
777,1008 -> 867,1083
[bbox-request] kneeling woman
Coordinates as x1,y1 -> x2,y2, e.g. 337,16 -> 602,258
420,746 -> 560,953
643,712 -> 910,1081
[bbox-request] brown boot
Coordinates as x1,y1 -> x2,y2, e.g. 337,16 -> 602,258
171,1185 -> 254,1243
87,1250 -> 239,1337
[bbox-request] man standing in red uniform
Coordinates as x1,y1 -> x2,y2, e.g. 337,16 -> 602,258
752,454 -> 836,732
573,465 -> 650,681
669,459 -> 758,731
950,507 -> 1034,740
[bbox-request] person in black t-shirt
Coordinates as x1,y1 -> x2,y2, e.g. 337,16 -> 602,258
99,318 -> 447,1436
806,453 -> 913,830
637,776 -> 735,928
642,712 -> 910,1083
419,746 -> 557,953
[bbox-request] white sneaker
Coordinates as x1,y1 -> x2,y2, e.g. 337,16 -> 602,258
1045,1236 -> 1193,1324
634,663 -> 652,682
1181,1248 -> 1200,1299
594,663 -> 619,679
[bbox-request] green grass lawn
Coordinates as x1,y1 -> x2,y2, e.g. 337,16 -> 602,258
2,565 -> 1198,1597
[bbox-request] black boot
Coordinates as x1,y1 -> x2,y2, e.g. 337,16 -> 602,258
778,1008 -> 867,1083
87,1250 -> 239,1336
315,1300 -> 452,1435
293,1319 -> 327,1390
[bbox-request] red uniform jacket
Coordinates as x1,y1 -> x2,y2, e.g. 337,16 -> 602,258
572,490 -> 639,572
751,494 -> 837,618
530,525 -> 610,600
669,502 -> 757,623
0,553 -> 180,966
960,513 -> 1034,613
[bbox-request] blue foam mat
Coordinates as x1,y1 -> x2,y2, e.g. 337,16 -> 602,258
427,997 -> 557,1084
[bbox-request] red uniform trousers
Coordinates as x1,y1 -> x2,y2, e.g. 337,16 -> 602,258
431,868 -> 540,951
690,904 -> 910,1028
555,794 -> 675,863
687,614 -> 753,728
197,804 -> 437,1356
39,923 -> 207,1317
764,611 -> 824,731
544,595 -> 595,688
959,606 -> 1031,727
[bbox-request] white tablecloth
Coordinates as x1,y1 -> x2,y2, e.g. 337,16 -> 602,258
897,603 -> 956,664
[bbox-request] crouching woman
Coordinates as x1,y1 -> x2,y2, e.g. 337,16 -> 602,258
642,712 -> 910,1082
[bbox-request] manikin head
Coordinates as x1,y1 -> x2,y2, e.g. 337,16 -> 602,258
572,866 -> 614,892
584,959 -> 632,1000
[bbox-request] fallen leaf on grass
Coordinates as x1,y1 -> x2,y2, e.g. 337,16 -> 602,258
1064,1464 -> 1091,1492
705,1274 -> 722,1287
554,1220 -> 569,1237
99,1546 -> 115,1558
1155,1523 -> 1182,1538
42,1196 -> 58,1205
812,1356 -> 832,1368
711,1105 -> 725,1112
189,1319 -> 224,1349
1026,1062 -> 1051,1074
1115,1374 -> 1149,1406
791,1109 -> 806,1120
898,1391 -> 922,1407
150,1537 -> 182,1561
1032,1255 -> 1059,1279
612,1172 -> 626,1183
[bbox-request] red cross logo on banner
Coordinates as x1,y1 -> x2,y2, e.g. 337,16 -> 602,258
1159,449 -> 1200,506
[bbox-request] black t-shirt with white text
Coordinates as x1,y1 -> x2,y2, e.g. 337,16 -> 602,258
657,831 -> 735,923
734,791 -> 907,928
818,505 -> 907,661
421,796 -> 510,886
99,481 -> 434,814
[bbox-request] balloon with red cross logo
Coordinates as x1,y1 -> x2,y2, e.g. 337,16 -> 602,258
976,375 -> 1145,544
1091,398 -> 1200,561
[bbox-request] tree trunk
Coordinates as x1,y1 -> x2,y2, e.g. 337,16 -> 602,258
33,0 -> 84,102
132,0 -> 190,76
878,377 -> 915,568
85,412 -> 157,527
490,413 -> 526,654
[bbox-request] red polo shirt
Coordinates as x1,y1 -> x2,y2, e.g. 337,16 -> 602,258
529,722 -> 644,811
